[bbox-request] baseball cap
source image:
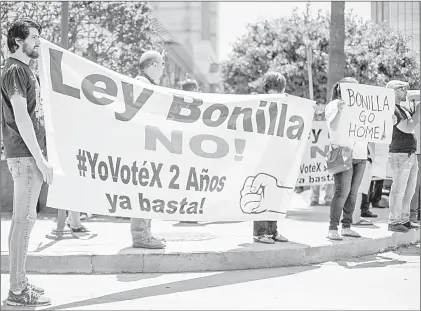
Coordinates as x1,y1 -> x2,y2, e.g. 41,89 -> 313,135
385,80 -> 409,90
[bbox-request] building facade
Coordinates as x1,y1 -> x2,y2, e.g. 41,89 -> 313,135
371,2 -> 420,58
150,1 -> 221,92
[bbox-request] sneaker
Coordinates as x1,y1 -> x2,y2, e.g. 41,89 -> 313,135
6,287 -> 51,307
341,228 -> 361,238
310,201 -> 319,206
327,230 -> 343,240
254,235 -> 275,244
324,201 -> 332,206
403,221 -> 420,230
272,234 -> 288,242
133,237 -> 166,249
27,282 -> 44,295
388,223 -> 409,233
361,211 -> 378,218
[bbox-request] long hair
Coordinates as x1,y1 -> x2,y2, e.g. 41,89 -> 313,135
330,77 -> 358,101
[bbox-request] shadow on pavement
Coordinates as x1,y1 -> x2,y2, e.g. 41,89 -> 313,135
1,300 -> 37,311
116,273 -> 163,283
393,244 -> 420,257
41,265 -> 320,310
336,254 -> 407,269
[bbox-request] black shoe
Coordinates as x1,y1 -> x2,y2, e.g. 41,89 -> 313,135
403,221 -> 420,229
361,211 -> 378,218
388,223 -> 409,233
372,202 -> 386,209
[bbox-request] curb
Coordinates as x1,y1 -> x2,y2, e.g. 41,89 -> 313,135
1,230 -> 419,274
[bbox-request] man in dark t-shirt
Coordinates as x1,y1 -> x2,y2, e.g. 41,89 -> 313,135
1,19 -> 52,306
386,80 -> 420,233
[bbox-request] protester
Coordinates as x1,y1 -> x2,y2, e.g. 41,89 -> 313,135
357,142 -> 378,218
353,143 -> 377,227
180,78 -> 199,92
325,77 -> 368,240
253,71 -> 289,244
310,102 -> 334,206
2,18 -> 51,306
409,93 -> 420,223
66,211 -> 90,232
367,179 -> 386,208
130,50 -> 166,249
386,80 -> 420,232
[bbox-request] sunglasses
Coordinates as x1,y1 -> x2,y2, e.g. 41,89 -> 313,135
397,86 -> 408,91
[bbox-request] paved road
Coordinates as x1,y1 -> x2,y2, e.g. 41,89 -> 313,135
1,244 -> 419,310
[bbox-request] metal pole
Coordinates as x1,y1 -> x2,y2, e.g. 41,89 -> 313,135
307,46 -> 314,101
61,2 -> 69,49
46,1 -> 74,240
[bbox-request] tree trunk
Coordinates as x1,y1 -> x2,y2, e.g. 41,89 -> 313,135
326,2 -> 345,103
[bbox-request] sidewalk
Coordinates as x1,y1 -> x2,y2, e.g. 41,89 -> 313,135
1,191 -> 419,274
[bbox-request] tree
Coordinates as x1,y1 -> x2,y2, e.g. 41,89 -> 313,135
1,2 -> 158,78
326,2 -> 345,102
221,4 -> 420,104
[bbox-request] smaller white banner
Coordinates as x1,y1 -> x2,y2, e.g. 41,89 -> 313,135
338,83 -> 395,144
296,121 -> 334,186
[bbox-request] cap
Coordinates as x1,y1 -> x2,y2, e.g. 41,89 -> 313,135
385,80 -> 409,90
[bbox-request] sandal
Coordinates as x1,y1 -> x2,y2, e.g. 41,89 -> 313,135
353,219 -> 373,226
67,224 -> 90,233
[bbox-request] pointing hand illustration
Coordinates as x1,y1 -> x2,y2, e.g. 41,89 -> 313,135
240,173 -> 293,214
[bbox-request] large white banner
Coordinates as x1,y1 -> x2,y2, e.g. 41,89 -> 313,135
338,83 -> 395,144
296,121 -> 333,186
38,39 -> 315,221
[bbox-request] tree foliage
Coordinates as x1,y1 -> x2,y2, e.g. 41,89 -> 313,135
222,5 -> 420,103
1,1 -> 158,78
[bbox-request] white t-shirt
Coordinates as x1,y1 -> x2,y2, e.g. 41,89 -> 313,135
325,99 -> 368,160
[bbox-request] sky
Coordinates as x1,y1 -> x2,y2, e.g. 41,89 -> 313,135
218,1 -> 372,61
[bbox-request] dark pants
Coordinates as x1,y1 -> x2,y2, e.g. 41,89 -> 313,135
329,159 -> 367,230
253,221 -> 278,236
369,179 -> 384,204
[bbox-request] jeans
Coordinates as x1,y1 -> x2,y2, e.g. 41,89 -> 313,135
410,154 -> 420,221
329,159 -> 367,230
310,184 -> 334,203
7,157 -> 43,292
389,153 -> 419,225
130,218 -> 152,244
253,221 -> 278,236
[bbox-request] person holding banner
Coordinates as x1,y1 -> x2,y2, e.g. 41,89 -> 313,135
310,102 -> 334,206
325,77 -> 368,241
2,19 -> 51,306
409,93 -> 420,223
253,71 -> 289,244
130,50 -> 166,249
386,80 -> 420,232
